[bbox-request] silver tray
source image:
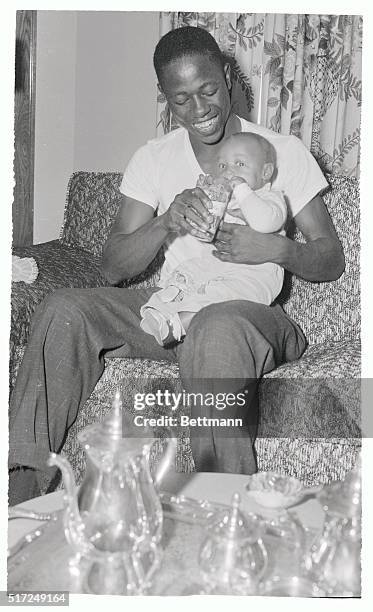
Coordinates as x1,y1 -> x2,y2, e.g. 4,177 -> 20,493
8,493 -> 318,596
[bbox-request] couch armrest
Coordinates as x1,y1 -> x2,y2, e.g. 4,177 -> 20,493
11,240 -> 108,355
258,339 -> 361,439
263,338 -> 361,380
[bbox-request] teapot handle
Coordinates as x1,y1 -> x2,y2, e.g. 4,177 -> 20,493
153,434 -> 177,488
256,537 -> 269,580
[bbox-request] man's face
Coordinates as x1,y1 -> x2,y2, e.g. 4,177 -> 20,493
159,53 -> 232,145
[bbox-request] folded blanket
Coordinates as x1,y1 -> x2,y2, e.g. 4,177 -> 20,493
12,255 -> 39,284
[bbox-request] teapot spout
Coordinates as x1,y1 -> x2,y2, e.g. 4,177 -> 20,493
48,453 -> 80,524
153,436 -> 177,488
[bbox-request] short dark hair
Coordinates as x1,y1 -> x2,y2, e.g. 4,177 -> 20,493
153,26 -> 225,83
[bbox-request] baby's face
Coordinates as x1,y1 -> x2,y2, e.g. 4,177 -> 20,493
217,138 -> 266,190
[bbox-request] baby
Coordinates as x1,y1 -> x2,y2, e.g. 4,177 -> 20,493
140,132 -> 288,345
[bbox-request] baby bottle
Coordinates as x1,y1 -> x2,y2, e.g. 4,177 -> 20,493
196,174 -> 233,242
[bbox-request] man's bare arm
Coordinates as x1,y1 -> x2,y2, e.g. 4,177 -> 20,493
277,194 -> 345,281
101,189 -> 214,285
101,196 -> 168,284
214,195 -> 345,282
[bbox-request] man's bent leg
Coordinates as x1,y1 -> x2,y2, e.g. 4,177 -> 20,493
9,286 -> 178,501
177,300 -> 306,473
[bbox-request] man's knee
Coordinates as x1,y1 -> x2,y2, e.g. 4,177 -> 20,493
187,300 -> 263,344
179,301 -> 261,377
36,288 -> 91,324
179,299 -> 295,380
189,302 -> 233,337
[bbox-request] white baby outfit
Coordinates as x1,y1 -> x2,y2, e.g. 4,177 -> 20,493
140,182 -> 288,344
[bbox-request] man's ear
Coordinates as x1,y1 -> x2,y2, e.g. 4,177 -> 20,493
263,162 -> 275,183
224,62 -> 232,91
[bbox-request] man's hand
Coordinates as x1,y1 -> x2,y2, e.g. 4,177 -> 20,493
213,194 -> 345,282
213,222 -> 280,264
161,187 -> 214,240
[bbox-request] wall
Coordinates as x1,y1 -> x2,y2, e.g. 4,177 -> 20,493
33,11 -> 159,244
74,11 -> 159,171
33,11 -> 77,244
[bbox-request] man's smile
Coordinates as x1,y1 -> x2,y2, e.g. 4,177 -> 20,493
192,115 -> 220,134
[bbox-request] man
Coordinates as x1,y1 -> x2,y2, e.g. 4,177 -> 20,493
9,26 -> 344,504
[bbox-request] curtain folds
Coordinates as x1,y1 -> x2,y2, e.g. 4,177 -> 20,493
156,12 -> 362,178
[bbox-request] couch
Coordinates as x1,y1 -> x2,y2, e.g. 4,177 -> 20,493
10,171 -> 361,486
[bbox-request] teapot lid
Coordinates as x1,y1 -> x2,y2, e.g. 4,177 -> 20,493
209,493 -> 263,542
318,452 -> 361,518
78,392 -> 153,452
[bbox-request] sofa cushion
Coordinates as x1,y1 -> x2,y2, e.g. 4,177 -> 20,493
255,438 -> 361,486
281,174 -> 360,344
11,343 -> 359,486
258,338 -> 361,439
60,172 -> 123,257
58,337 -> 361,485
61,353 -> 360,486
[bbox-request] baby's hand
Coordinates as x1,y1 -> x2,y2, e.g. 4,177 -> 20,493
229,176 -> 247,189
225,207 -> 246,221
227,177 -> 248,213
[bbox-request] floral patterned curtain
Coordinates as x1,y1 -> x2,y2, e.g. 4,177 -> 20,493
156,12 -> 362,178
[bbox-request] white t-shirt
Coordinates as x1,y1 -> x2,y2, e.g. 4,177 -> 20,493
121,116 -> 328,285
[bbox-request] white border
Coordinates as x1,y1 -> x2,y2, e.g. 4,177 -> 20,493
1,2 -> 372,611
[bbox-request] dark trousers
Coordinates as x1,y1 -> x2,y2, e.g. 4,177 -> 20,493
9,287 -> 306,485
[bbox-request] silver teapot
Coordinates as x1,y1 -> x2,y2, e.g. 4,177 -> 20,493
198,492 -> 268,595
304,453 -> 361,596
48,392 -> 176,594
